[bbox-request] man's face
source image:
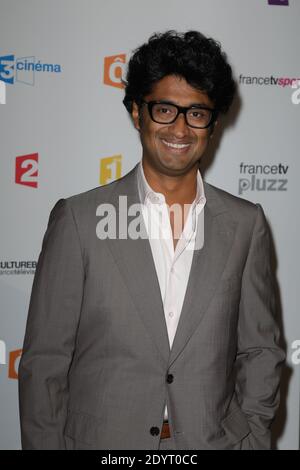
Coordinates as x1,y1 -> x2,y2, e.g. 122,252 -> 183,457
132,75 -> 215,177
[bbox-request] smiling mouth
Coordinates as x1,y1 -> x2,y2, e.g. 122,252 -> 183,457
161,139 -> 191,150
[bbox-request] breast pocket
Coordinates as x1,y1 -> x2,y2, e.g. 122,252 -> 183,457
210,275 -> 242,330
214,275 -> 241,296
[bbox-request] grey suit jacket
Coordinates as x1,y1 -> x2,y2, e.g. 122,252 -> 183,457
18,163 -> 285,450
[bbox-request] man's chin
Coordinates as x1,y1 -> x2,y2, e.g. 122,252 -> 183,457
158,163 -> 196,177
157,157 -> 198,173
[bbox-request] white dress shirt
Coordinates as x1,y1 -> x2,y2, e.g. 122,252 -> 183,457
137,161 -> 206,421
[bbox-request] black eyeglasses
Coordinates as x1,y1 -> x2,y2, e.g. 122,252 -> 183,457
141,100 -> 217,129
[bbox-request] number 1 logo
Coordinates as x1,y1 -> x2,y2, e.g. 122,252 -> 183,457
15,153 -> 39,188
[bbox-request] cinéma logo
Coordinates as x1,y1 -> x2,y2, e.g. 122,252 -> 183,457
238,162 -> 288,195
15,153 -> 39,188
0,340 -> 22,380
268,0 -> 289,5
0,54 -> 62,86
100,155 -> 122,185
103,54 -> 126,89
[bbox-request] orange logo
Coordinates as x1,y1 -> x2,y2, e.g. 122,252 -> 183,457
8,349 -> 22,379
100,155 -> 122,185
103,54 -> 126,89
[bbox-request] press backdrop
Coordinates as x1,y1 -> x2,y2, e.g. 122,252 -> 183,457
0,0 -> 299,449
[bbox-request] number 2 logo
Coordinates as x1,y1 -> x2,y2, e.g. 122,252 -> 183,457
15,153 -> 39,188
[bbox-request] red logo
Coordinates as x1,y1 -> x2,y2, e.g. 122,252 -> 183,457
15,153 -> 39,188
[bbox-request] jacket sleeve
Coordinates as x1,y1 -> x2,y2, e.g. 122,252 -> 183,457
18,198 -> 85,449
235,203 -> 285,450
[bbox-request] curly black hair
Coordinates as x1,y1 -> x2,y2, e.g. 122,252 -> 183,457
123,30 -> 236,116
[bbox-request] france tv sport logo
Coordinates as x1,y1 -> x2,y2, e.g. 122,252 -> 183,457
0,54 -> 62,86
103,54 -> 126,89
15,153 -> 39,188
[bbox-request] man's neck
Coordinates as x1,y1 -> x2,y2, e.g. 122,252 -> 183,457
142,160 -> 198,207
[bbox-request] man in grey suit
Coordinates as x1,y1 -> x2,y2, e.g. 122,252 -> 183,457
18,30 -> 285,450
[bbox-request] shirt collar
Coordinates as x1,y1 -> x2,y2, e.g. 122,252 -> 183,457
137,160 -> 206,209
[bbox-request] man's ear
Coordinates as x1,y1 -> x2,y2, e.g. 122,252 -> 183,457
210,120 -> 218,138
132,102 -> 141,131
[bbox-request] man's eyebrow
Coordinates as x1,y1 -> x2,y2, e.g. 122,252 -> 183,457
156,99 -> 212,108
188,102 -> 213,108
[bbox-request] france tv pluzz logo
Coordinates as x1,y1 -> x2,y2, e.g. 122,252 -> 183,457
103,54 -> 126,89
238,162 -> 288,195
15,153 -> 39,188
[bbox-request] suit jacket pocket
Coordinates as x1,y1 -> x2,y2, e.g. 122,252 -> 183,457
221,406 -> 251,446
64,410 -> 102,446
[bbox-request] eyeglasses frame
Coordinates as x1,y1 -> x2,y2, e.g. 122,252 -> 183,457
140,100 -> 218,129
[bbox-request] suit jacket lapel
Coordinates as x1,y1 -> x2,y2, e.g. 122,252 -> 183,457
168,186 -> 237,367
105,165 -> 170,367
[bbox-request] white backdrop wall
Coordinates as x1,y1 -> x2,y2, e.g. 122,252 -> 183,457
0,0 -> 299,450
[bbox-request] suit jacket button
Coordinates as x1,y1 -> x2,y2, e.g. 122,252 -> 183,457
166,374 -> 174,383
150,426 -> 160,436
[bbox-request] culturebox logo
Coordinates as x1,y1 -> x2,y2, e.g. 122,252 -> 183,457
0,260 -> 36,275
0,340 -> 22,379
100,155 -> 122,185
0,54 -> 62,86
15,153 -> 39,188
103,54 -> 126,89
238,162 -> 288,195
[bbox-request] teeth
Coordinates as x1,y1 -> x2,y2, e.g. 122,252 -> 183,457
162,139 -> 190,149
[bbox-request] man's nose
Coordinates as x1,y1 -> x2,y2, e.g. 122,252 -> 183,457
169,112 -> 189,137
